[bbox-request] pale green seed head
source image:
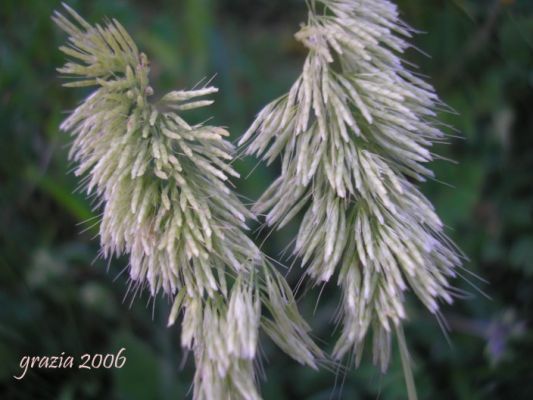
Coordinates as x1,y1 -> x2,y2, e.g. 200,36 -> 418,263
240,0 -> 461,379
55,5 -> 323,399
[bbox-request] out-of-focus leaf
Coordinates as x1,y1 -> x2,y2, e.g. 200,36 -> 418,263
112,332 -> 160,400
509,237 -> 533,275
24,166 -> 94,223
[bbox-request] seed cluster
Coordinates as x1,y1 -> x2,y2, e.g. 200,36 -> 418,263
240,0 -> 461,371
54,5 -> 321,399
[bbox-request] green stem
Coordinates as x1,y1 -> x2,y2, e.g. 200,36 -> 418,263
396,325 -> 418,400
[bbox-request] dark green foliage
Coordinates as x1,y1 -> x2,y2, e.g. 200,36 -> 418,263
1,0 -> 532,398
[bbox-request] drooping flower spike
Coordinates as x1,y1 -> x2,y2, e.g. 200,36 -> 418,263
240,0 -> 462,394
54,4 -> 322,399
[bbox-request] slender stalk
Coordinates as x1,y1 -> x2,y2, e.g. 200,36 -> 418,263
396,325 -> 418,400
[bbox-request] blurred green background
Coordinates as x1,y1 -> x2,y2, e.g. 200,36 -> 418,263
1,0 -> 532,399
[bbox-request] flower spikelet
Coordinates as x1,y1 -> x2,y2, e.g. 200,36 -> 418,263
54,4 -> 322,399
239,0 -> 461,372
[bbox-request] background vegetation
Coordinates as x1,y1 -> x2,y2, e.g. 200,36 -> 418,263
1,0 -> 532,398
